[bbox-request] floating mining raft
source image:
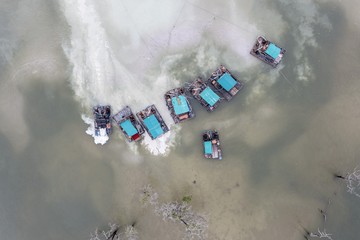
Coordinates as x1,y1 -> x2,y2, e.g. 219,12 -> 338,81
90,33 -> 287,159
188,78 -> 221,112
93,105 -> 112,137
164,87 -> 195,124
208,65 -> 244,101
113,106 -> 145,142
203,130 -> 222,160
136,104 -> 169,140
250,36 -> 285,67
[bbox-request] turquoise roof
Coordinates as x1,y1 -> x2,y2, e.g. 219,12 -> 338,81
217,73 -> 237,91
172,96 -> 190,115
120,119 -> 138,137
143,114 -> 164,139
204,141 -> 212,154
200,87 -> 220,106
265,43 -> 281,59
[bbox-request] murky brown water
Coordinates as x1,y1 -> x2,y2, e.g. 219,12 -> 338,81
0,0 -> 359,239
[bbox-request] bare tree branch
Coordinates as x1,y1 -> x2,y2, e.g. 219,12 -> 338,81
345,167 -> 360,198
141,185 -> 208,240
306,199 -> 334,240
140,185 -> 159,207
309,228 -> 333,240
156,201 -> 208,240
156,201 -> 191,223
90,223 -> 139,240
121,225 -> 139,240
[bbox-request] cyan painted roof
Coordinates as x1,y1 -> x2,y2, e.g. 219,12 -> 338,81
204,141 -> 213,154
217,73 -> 237,91
120,119 -> 138,137
265,43 -> 281,59
143,114 -> 164,139
200,87 -> 220,106
172,95 -> 190,115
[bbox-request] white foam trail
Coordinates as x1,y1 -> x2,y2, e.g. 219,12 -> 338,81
143,132 -> 172,156
63,0 -> 326,153
82,115 -> 109,145
60,0 -> 181,153
59,0 -> 263,153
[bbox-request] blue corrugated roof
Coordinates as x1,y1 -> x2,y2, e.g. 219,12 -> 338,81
265,43 -> 281,59
204,141 -> 212,154
172,96 -> 190,115
120,119 -> 138,137
217,73 -> 237,91
200,87 -> 220,106
143,114 -> 164,139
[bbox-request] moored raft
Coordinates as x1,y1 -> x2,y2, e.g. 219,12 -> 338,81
164,87 -> 195,124
202,130 -> 222,160
93,105 -> 112,137
136,104 -> 169,140
250,36 -> 286,67
112,106 -> 145,142
208,65 -> 243,101
188,78 -> 221,112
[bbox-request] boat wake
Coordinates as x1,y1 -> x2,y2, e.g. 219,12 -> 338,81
82,115 -> 109,145
59,0 -> 332,155
60,0 -> 181,155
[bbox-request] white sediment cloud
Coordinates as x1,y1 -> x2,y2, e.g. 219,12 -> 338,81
60,0 -> 183,153
278,0 -> 332,82
60,0 -> 332,154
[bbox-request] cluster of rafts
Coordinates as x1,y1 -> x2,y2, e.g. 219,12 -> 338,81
92,36 -> 285,160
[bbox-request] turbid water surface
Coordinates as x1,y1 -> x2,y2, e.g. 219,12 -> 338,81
0,0 -> 360,239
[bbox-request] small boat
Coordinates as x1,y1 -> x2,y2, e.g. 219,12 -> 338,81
136,104 -> 169,140
112,106 -> 145,142
208,65 -> 244,101
164,87 -> 195,124
93,105 -> 112,137
188,78 -> 221,112
202,130 -> 222,160
250,36 -> 286,67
